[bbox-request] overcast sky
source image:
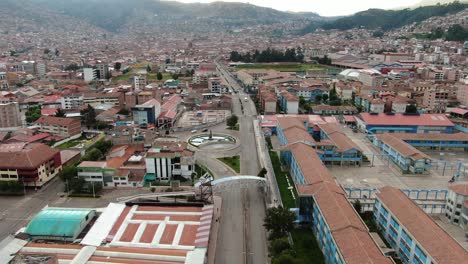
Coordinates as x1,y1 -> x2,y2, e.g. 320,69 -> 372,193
172,0 -> 422,16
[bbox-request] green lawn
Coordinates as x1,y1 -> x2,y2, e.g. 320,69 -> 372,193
218,156 -> 240,173
235,63 -> 329,72
291,228 -> 326,264
56,136 -> 86,150
269,151 -> 297,209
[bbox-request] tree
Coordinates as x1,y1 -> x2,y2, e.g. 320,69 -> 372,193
321,94 -> 329,102
353,200 -> 362,214
114,62 -> 122,71
272,253 -> 298,264
81,105 -> 97,128
172,73 -> 179,80
151,187 -> 156,193
93,139 -> 113,154
59,165 -> 77,182
117,107 -> 129,115
25,106 -> 41,123
269,237 -> 291,258
405,104 -> 418,114
264,206 -> 295,240
43,48 -> 50,55
55,108 -> 66,117
372,31 -> 384,38
65,63 -> 80,71
147,64 -> 152,73
69,177 -> 86,193
258,168 -> 267,177
226,114 -> 238,129
82,148 -> 103,161
315,94 -> 322,103
157,72 -> 163,81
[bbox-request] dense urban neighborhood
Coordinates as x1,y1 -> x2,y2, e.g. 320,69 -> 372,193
0,0 -> 468,264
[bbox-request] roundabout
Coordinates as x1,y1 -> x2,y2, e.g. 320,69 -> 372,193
188,133 -> 237,149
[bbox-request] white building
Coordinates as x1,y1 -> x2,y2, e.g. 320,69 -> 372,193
60,94 -> 84,110
145,142 -> 195,182
83,68 -> 97,82
447,184 -> 468,231
133,75 -> 147,90
208,78 -> 228,93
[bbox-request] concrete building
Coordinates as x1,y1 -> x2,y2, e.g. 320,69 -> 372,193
279,91 -> 299,114
446,184 -> 468,231
0,143 -> 62,187
423,89 -> 449,113
133,74 -> 147,90
60,94 -> 83,110
375,186 -> 468,264
144,141 -> 195,183
0,102 -> 22,128
34,116 -> 81,137
83,68 -> 97,82
96,63 -> 109,80
356,113 -> 455,134
208,77 -> 227,93
277,138 -> 393,264
372,134 -> 431,174
132,99 -> 161,125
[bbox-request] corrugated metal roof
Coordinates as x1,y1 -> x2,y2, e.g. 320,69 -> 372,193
25,208 -> 94,237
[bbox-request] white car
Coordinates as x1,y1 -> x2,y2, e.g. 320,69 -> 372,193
191,129 -> 197,133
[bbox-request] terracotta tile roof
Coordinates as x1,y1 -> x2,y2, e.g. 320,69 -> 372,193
376,134 -> 431,160
377,186 -> 468,264
449,183 -> 468,196
0,143 -> 59,169
319,123 -> 361,152
358,113 -> 454,127
284,127 -> 314,145
35,116 -> 80,126
391,132 -> 468,141
277,116 -> 305,131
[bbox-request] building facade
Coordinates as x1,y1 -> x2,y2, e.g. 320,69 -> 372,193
446,184 -> 468,231
34,116 -> 81,137
0,143 -> 62,187
375,186 -> 467,264
0,102 -> 23,128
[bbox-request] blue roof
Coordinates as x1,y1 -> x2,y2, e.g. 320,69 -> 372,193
25,208 -> 94,237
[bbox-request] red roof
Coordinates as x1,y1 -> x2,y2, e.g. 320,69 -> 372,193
343,115 -> 356,122
450,108 -> 468,115
358,113 -> 454,127
377,186 -> 468,264
449,183 -> 468,196
41,108 -> 58,116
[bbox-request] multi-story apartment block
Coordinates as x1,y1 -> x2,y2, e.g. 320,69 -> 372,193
60,94 -> 84,110
446,184 -> 468,231
133,75 -> 147,90
0,143 -> 62,187
423,89 -> 449,113
279,91 -> 299,114
34,116 -> 81,138
208,77 -> 227,93
132,99 -> 161,125
144,141 -> 195,182
96,63 -> 109,80
375,186 -> 467,264
83,68 -> 97,82
0,102 -> 23,128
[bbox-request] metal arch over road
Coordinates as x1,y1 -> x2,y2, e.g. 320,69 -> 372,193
194,175 -> 266,187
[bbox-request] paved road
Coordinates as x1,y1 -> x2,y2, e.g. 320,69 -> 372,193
214,61 -> 268,264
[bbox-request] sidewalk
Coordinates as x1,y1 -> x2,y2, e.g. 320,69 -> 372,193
207,195 -> 222,264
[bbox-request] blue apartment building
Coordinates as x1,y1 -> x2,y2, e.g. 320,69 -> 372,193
374,186 -> 467,264
356,113 -> 455,134
277,117 -> 363,165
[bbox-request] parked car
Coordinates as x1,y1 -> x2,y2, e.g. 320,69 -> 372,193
202,128 -> 208,132
191,129 -> 197,133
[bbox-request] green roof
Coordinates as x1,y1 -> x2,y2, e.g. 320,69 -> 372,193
25,208 -> 94,238
144,173 -> 156,182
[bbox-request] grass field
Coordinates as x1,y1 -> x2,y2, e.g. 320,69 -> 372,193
218,156 -> 240,173
269,151 -> 297,209
291,228 -> 326,264
235,63 -> 330,72
56,136 -> 86,150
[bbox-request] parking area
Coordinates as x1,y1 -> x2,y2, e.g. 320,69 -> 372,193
176,110 -> 230,128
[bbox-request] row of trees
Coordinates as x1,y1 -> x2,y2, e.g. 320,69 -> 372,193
264,206 -> 298,263
310,55 -> 332,65
230,48 -> 304,63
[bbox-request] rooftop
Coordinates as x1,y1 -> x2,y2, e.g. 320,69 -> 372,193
376,186 -> 468,264
358,113 -> 454,127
